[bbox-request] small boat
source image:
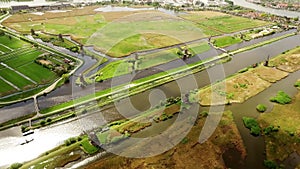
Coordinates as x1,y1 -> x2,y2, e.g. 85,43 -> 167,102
22,130 -> 34,136
20,138 -> 34,145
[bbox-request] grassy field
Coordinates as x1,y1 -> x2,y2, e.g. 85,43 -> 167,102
259,90 -> 300,161
0,35 -> 27,49
198,66 -> 289,106
16,63 -> 57,84
180,11 -> 269,36
212,36 -> 243,48
3,7 -> 269,58
85,111 -> 246,169
0,34 -> 68,98
0,68 -> 34,89
87,12 -> 205,57
92,41 -> 210,82
0,78 -> 16,94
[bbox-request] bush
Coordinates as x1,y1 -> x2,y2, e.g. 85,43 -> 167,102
40,120 -> 46,126
64,137 -> 77,146
263,160 -> 278,169
256,104 -> 267,112
10,163 -> 22,169
294,81 -> 300,88
242,117 -> 261,136
46,118 -> 52,123
270,91 -> 291,104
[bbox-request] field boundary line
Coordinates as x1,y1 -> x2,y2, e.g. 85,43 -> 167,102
0,62 -> 37,84
0,44 -> 13,51
0,75 -> 20,90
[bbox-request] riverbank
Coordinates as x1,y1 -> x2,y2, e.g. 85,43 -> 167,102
198,45 -> 300,106
18,109 -> 246,169
258,86 -> 300,164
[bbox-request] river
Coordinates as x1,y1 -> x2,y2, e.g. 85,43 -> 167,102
232,0 -> 300,18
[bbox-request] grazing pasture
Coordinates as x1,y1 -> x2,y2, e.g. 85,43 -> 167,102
180,11 -> 270,36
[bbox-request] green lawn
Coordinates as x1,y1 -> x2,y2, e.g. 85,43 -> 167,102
95,60 -> 131,81
5,50 -> 43,68
0,68 -> 34,89
16,63 -> 57,84
7,14 -> 106,44
93,42 -> 211,82
181,12 -> 269,35
138,49 -> 179,70
0,44 -> 12,53
212,36 -> 243,48
0,78 -> 16,94
0,35 -> 27,49
87,19 -> 204,57
80,138 -> 99,154
188,42 -> 211,54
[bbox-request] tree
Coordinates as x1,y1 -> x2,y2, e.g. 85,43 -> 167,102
30,28 -> 35,36
0,30 -> 4,36
256,104 -> 267,112
58,33 -> 64,42
10,163 -> 22,169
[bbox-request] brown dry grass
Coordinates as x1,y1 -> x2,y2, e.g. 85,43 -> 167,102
270,47 -> 300,73
187,11 -> 229,18
198,70 -> 271,106
259,91 -> 300,161
274,54 -> 300,72
82,111 -> 245,169
3,6 -> 98,23
251,66 -> 288,83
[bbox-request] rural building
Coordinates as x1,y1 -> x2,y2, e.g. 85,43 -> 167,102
10,5 -> 29,13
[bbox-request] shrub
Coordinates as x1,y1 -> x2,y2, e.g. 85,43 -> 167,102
250,126 -> 261,136
46,118 -> 52,123
270,91 -> 291,104
181,137 -> 189,144
40,120 -> 46,126
242,117 -> 261,136
256,104 -> 267,112
64,137 -> 77,146
294,81 -> 300,88
10,163 -> 22,169
263,160 -> 277,169
200,111 -> 209,117
263,125 -> 279,135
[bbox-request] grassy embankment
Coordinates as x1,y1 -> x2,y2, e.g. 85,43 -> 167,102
19,104 -> 246,169
91,41 -> 210,82
82,111 -> 246,169
197,33 -> 298,106
20,135 -> 99,169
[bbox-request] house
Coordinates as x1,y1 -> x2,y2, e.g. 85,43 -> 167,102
10,5 -> 29,13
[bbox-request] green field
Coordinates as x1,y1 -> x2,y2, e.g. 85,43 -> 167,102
0,79 -> 16,94
0,33 -> 69,99
180,11 -> 269,36
87,17 -> 205,57
93,41 -> 210,82
0,68 -> 33,89
3,7 -> 269,58
16,63 -> 57,84
212,36 -> 243,48
0,35 -> 27,49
